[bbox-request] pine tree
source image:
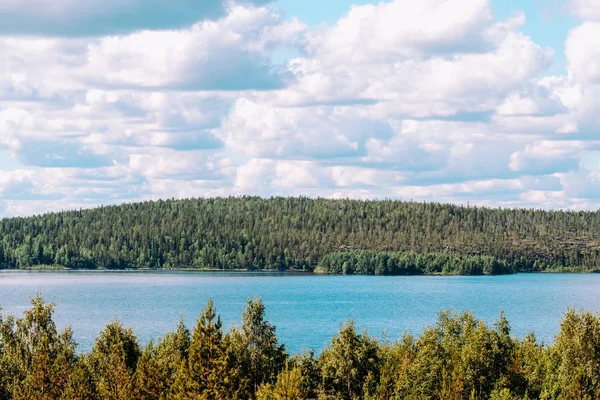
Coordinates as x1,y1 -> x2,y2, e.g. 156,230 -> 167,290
172,299 -> 239,399
132,342 -> 166,400
0,294 -> 76,400
230,298 -> 287,395
88,320 -> 140,400
320,321 -> 380,400
62,357 -> 99,400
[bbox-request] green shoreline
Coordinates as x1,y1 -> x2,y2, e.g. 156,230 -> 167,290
5,265 -> 600,275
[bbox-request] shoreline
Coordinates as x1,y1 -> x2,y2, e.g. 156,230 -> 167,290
1,267 -> 598,276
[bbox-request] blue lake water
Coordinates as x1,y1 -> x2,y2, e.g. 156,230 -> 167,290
1,271 -> 600,354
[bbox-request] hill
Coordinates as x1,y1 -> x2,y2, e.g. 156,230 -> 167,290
1,197 -> 599,274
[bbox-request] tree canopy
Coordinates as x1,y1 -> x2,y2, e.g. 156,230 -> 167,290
1,196 -> 599,274
2,295 -> 600,399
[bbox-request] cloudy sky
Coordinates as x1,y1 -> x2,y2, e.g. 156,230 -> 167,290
0,0 -> 599,217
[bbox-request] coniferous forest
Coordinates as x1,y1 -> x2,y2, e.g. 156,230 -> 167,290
2,295 -> 600,400
1,197 -> 600,274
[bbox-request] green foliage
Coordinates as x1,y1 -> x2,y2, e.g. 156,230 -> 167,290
320,321 -> 381,399
62,357 -> 98,400
1,197 -> 599,274
0,294 -> 77,399
256,362 -> 305,400
5,295 -> 600,399
172,299 -> 243,399
543,309 -> 600,399
320,250 -> 517,275
290,351 -> 321,399
88,319 -> 140,400
228,298 -> 287,398
133,317 -> 191,399
132,342 -> 167,400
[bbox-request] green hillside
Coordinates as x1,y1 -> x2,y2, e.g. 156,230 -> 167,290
1,197 -> 599,274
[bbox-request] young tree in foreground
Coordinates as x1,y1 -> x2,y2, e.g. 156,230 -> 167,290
173,299 -> 241,400
256,362 -> 305,400
88,320 -> 140,400
0,294 -> 76,400
320,321 -> 380,400
230,298 -> 287,395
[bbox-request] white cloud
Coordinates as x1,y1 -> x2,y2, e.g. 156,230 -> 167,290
566,22 -> 600,84
128,148 -> 232,180
559,165 -> 600,199
570,0 -> 600,20
0,5 -> 304,103
329,166 -> 404,188
509,140 -> 593,174
0,0 -> 275,36
0,108 -> 29,149
2,0 -> 600,216
0,170 -> 36,199
217,99 -> 376,159
305,0 -> 509,62
81,90 -> 229,150
234,158 -> 275,193
575,84 -> 600,133
496,83 -> 567,116
0,37 -> 89,102
83,6 -> 305,90
275,0 -> 552,118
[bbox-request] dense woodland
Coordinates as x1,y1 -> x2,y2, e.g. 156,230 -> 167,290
2,295 -> 600,399
1,197 -> 600,274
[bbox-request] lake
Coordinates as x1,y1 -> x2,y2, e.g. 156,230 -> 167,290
1,271 -> 600,354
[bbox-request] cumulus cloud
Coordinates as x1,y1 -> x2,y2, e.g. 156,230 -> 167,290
559,165 -> 600,200
275,0 -> 552,118
0,37 -> 86,104
0,170 -> 36,199
81,90 -> 228,150
82,6 -> 305,90
0,5 -> 305,99
566,22 -> 600,84
232,158 -> 407,196
3,0 -> 600,216
508,140 -> 593,174
304,0 -> 518,62
0,0 -> 275,36
570,0 -> 600,20
0,108 -> 28,149
496,84 -> 567,116
128,148 -> 232,180
217,99 -> 393,159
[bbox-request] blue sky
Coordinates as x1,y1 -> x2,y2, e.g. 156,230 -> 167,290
0,0 -> 600,216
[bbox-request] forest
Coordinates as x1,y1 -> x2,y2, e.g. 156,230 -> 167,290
1,295 -> 600,400
1,196 -> 600,274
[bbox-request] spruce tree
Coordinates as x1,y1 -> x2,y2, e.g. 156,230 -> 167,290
88,320 -> 140,400
173,299 -> 239,399
230,298 -> 287,395
0,294 -> 76,400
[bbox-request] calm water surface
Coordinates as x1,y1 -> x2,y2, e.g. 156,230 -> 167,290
1,271 -> 599,353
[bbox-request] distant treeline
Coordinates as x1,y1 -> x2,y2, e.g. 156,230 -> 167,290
1,196 -> 599,274
320,250 -> 519,275
2,295 -> 600,399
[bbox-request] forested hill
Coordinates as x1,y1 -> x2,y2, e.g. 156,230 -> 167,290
1,197 -> 599,274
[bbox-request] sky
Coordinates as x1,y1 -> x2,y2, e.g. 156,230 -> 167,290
0,0 -> 600,217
